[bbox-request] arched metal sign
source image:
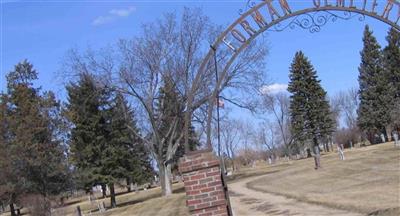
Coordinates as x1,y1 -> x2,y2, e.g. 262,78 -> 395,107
200,0 -> 400,146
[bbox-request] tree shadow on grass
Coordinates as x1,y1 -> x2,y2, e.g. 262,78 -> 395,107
115,186 -> 185,209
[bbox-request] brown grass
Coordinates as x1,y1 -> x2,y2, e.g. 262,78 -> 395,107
53,184 -> 189,216
247,142 -> 400,215
1,143 -> 398,216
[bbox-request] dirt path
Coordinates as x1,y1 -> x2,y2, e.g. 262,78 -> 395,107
228,175 -> 363,216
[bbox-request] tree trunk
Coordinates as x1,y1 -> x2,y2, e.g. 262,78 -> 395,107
367,131 -> 375,144
159,163 -> 166,193
126,177 -> 131,192
183,109 -> 191,153
76,206 -> 82,216
101,184 -> 107,198
386,125 -> 392,142
230,151 -> 235,171
163,163 -> 173,196
157,158 -> 173,196
313,137 -> 321,169
9,203 -> 16,216
109,183 -> 117,208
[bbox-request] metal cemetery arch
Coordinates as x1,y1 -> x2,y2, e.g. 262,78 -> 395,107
200,0 -> 400,146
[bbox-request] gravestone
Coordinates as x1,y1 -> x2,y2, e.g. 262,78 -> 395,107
393,132 -> 399,146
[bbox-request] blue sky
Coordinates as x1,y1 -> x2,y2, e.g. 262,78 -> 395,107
1,0 -> 393,104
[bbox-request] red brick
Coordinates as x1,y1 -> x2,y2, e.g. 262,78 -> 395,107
207,180 -> 222,187
199,177 -> 213,184
193,184 -> 207,190
210,191 -> 224,196
187,190 -> 200,195
187,199 -> 201,206
206,170 -> 220,177
185,180 -> 199,186
215,185 -> 223,191
191,173 -> 206,180
202,196 -> 217,203
194,193 -> 208,199
196,202 -> 211,209
211,200 -> 226,207
198,212 -> 212,216
200,187 -> 214,193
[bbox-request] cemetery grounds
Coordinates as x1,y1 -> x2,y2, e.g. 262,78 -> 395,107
1,142 -> 398,216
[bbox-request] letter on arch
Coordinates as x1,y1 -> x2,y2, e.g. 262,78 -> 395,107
349,0 -> 355,8
265,0 -> 281,21
382,0 -> 394,19
313,0 -> 321,8
279,0 -> 292,15
222,37 -> 237,52
363,0 -> 367,10
240,20 -> 257,36
336,0 -> 345,7
231,29 -> 247,43
251,10 -> 268,28
324,0 -> 332,6
371,0 -> 378,13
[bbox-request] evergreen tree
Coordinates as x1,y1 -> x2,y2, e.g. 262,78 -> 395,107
288,52 -> 335,168
382,28 -> 400,131
66,74 -> 152,208
357,25 -> 393,143
104,92 -> 153,207
66,73 -> 110,191
0,60 -> 70,215
0,93 -> 19,215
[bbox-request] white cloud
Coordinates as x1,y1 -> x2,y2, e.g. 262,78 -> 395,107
109,7 -> 136,17
92,6 -> 136,26
260,83 -> 288,94
92,16 -> 115,26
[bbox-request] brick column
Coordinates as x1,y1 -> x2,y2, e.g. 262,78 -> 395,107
179,149 -> 231,216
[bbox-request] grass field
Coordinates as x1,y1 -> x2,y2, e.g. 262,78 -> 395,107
52,184 -> 189,216
1,142 -> 399,215
248,142 -> 400,215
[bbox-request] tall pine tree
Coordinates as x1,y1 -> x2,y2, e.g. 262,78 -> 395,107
104,92 -> 153,207
66,74 -> 152,208
66,73 -> 110,191
382,28 -> 400,133
358,25 -> 393,143
288,52 -> 335,168
0,60 -> 70,215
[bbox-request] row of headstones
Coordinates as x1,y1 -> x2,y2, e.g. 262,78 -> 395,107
75,181 -> 158,216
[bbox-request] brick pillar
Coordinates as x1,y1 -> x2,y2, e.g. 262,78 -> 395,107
179,149 -> 231,216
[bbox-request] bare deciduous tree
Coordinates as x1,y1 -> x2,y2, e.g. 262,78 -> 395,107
218,118 -> 242,171
256,121 -> 278,162
62,8 -> 268,196
261,92 -> 295,154
332,88 -> 362,146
